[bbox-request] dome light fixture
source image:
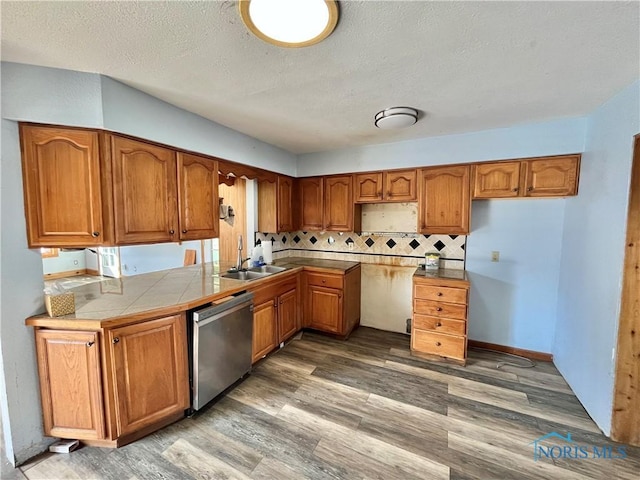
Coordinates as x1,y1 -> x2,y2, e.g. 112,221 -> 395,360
239,0 -> 339,48
374,107 -> 419,129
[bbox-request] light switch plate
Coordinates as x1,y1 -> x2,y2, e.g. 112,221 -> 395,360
491,251 -> 500,262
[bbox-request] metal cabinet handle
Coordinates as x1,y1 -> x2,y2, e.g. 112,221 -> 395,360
527,186 -> 533,192
436,292 -> 443,296
512,187 -> 519,192
86,341 -> 95,347
435,342 -> 442,346
436,307 -> 443,312
169,229 -> 175,235
436,323 -> 442,327
112,337 -> 120,344
182,229 -> 187,234
92,232 -> 100,237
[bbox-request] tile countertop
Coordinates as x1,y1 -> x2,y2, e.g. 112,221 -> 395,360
26,257 -> 360,329
413,267 -> 469,284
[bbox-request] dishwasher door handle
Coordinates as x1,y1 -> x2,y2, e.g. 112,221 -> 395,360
194,301 -> 253,328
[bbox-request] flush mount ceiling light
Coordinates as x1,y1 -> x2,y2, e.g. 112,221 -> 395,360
239,0 -> 339,48
374,107 -> 419,129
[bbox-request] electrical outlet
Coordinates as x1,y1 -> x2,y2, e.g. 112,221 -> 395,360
491,251 -> 500,262
347,241 -> 354,250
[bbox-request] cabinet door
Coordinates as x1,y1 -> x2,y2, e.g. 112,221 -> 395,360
298,177 -> 324,231
418,165 -> 470,235
472,161 -> 522,199
277,176 -> 294,232
324,175 -> 354,231
385,169 -> 417,201
277,288 -> 298,343
354,172 -> 383,203
20,125 -> 104,247
108,315 -> 189,437
307,285 -> 342,334
177,153 -> 219,240
524,156 -> 579,197
257,179 -> 277,233
252,299 -> 278,363
111,136 -> 178,244
35,330 -> 105,440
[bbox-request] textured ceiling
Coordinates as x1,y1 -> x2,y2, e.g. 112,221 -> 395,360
1,1 -> 639,154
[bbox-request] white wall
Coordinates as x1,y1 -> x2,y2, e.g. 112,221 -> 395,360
0,62 -> 299,465
554,80 -> 640,435
301,116 -> 586,353
466,200 -> 565,353
119,240 -> 210,276
298,117 -> 587,176
101,77 -> 297,176
41,250 -> 86,275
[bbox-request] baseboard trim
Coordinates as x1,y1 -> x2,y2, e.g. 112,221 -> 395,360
468,340 -> 553,362
85,269 -> 99,276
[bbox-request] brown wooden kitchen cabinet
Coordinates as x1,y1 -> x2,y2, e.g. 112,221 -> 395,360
472,155 -> 580,199
304,265 -> 361,337
250,273 -> 299,363
34,329 -> 105,440
177,153 -> 219,240
32,313 -> 189,447
418,165 -> 471,235
297,177 -> 324,231
258,175 -> 294,233
411,275 -> 469,365
324,175 -> 361,232
354,169 -> 417,203
106,314 -> 189,437
20,125 -> 107,247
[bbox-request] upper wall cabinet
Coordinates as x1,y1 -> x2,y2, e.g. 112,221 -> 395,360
110,135 -> 179,244
258,175 -> 294,233
20,125 -> 107,247
418,165 -> 470,235
472,155 -> 580,199
177,153 -> 219,241
354,169 -> 417,203
297,177 -> 324,231
324,175 -> 361,232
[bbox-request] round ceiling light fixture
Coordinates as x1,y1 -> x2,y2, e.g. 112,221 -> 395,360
374,107 -> 419,129
239,0 -> 339,48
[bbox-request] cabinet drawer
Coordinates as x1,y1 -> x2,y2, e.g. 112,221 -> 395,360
412,314 -> 466,335
413,299 -> 467,320
305,272 -> 343,289
411,330 -> 465,360
413,284 -> 467,304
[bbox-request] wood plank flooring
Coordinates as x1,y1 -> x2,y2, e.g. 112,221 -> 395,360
15,327 -> 640,479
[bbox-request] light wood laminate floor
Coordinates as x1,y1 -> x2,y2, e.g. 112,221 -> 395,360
13,327 -> 640,479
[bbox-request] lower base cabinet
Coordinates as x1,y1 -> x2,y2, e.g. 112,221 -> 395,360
34,313 -> 189,446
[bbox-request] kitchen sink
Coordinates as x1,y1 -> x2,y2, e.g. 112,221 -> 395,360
221,270 -> 269,280
247,265 -> 288,274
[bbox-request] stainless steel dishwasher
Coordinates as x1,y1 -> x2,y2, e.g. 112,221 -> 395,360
191,291 -> 253,411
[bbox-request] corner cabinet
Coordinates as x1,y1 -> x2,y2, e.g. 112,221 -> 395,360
20,125 -> 107,247
32,314 -> 189,447
418,165 -> 471,235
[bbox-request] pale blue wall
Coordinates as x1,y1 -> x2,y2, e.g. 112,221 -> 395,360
300,117 -> 587,356
554,80 -> 640,435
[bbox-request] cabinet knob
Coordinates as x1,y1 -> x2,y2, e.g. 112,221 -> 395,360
169,229 -> 175,235
512,187 -> 519,192
436,307 -> 443,312
377,191 -> 383,198
436,292 -> 443,296
322,280 -> 326,284
182,229 -> 187,234
92,232 -> 100,237
387,191 -> 391,197
112,337 -> 120,344
436,322 -> 442,327
527,186 -> 533,192
86,341 -> 95,347
435,342 -> 442,346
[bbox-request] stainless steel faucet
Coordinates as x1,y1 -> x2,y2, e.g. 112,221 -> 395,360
236,235 -> 250,271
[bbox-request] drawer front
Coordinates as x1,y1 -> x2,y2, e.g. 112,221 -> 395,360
411,330 -> 465,360
305,272 -> 343,289
412,314 -> 466,335
413,299 -> 467,320
414,284 -> 467,304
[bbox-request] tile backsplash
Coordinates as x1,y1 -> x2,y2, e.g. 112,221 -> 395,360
255,231 -> 466,269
